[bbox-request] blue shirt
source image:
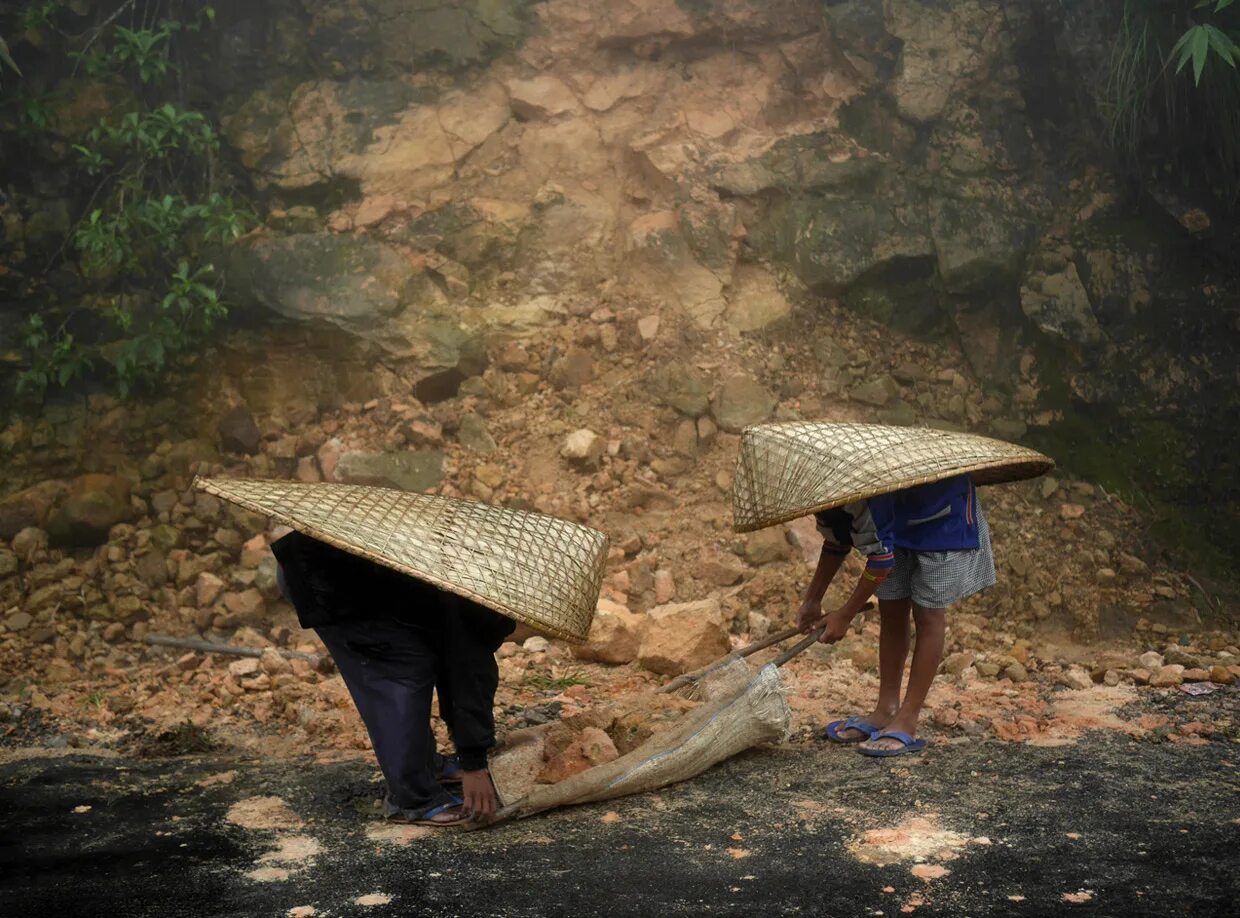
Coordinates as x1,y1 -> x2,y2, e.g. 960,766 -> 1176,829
815,474 -> 980,568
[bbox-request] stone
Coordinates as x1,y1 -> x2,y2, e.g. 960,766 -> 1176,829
650,364 -> 711,417
1149,664 -> 1185,688
562,429 -> 604,469
12,525 -> 50,563
505,75 -> 578,120
133,550 -> 169,588
1103,669 -> 1121,687
1182,668 -> 1211,682
0,550 -> 17,578
197,572 -> 227,608
1061,666 -> 1093,691
1209,665 -> 1235,686
1137,651 -> 1164,671
1004,662 -> 1029,683
850,375 -> 899,407
229,234 -> 437,351
457,412 -> 497,453
711,374 -> 776,433
1059,503 -> 1085,521
1020,251 -> 1103,346
1162,646 -> 1204,669
943,651 -> 975,675
637,315 -> 660,342
0,480 -> 65,539
475,463 -> 505,490
550,348 -> 595,389
5,610 -> 33,632
228,658 -> 260,678
695,557 -> 745,588
218,406 -> 262,455
259,648 -> 292,676
46,474 -> 133,547
724,266 -> 792,333
743,528 -> 790,565
747,611 -> 772,640
537,726 -> 618,784
638,598 -> 731,676
523,636 -> 550,654
653,569 -> 676,604
222,589 -> 266,623
336,449 -> 445,492
572,600 -> 646,665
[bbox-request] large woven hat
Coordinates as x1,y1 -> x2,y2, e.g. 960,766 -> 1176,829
195,477 -> 609,642
732,421 -> 1054,532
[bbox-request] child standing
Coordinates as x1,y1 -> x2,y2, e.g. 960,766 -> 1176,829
794,473 -> 995,756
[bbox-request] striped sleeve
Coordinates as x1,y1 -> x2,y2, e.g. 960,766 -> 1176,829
848,501 -> 896,570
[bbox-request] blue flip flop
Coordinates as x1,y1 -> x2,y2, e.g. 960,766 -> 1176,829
406,794 -> 468,826
859,730 -> 927,757
822,715 -> 882,744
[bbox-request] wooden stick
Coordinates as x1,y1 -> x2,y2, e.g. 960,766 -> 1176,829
656,622 -> 822,695
143,633 -> 324,666
772,626 -> 827,667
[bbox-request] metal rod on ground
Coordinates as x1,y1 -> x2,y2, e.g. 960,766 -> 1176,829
143,633 -> 325,666
656,624 -> 811,695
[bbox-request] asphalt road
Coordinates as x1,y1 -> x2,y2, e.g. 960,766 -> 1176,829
2,733 -> 1237,917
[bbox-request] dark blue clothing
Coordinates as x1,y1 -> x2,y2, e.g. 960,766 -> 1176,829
815,474 -> 980,566
272,532 -> 514,815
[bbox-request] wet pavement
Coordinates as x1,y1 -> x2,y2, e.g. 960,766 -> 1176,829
1,733 -> 1237,917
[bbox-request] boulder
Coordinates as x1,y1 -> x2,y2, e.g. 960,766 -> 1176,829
0,480 -> 65,540
724,266 -> 792,334
536,726 -> 619,784
46,474 -> 133,547
229,233 -> 442,351
335,449 -> 445,492
218,406 -> 262,455
850,375 -> 899,407
1020,249 -> 1104,346
650,364 -> 711,417
711,374 -> 776,433
743,528 -> 791,565
638,598 -> 731,676
573,600 -> 646,665
505,75 -> 578,120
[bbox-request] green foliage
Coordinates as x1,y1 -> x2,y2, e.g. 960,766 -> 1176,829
1100,0 -> 1240,207
8,3 -> 254,401
1172,1 -> 1240,84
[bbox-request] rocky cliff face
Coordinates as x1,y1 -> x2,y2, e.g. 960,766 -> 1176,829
3,0 -> 1237,570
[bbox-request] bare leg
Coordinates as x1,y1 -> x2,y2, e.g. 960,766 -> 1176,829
832,598 -> 911,740
860,604 -> 946,752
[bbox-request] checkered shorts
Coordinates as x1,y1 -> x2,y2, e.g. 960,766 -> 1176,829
874,499 -> 996,609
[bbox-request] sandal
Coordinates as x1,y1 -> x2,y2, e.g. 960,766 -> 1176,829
822,715 -> 881,744
390,795 -> 470,827
858,730 -> 927,758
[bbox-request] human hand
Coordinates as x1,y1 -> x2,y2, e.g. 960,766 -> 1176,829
819,608 -> 854,644
795,598 -> 823,633
461,768 -> 497,822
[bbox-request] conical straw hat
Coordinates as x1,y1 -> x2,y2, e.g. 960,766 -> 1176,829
195,477 -> 609,642
732,422 -> 1054,533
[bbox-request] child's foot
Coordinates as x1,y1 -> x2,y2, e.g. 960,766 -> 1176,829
821,708 -> 896,743
858,717 -> 925,756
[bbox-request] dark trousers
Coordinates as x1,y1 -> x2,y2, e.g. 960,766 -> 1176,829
316,618 -> 460,818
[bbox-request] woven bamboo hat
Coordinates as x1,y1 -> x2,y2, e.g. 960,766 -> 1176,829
731,421 -> 1054,533
195,477 -> 609,642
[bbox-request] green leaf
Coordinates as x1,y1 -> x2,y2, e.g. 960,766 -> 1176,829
1205,25 -> 1240,66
